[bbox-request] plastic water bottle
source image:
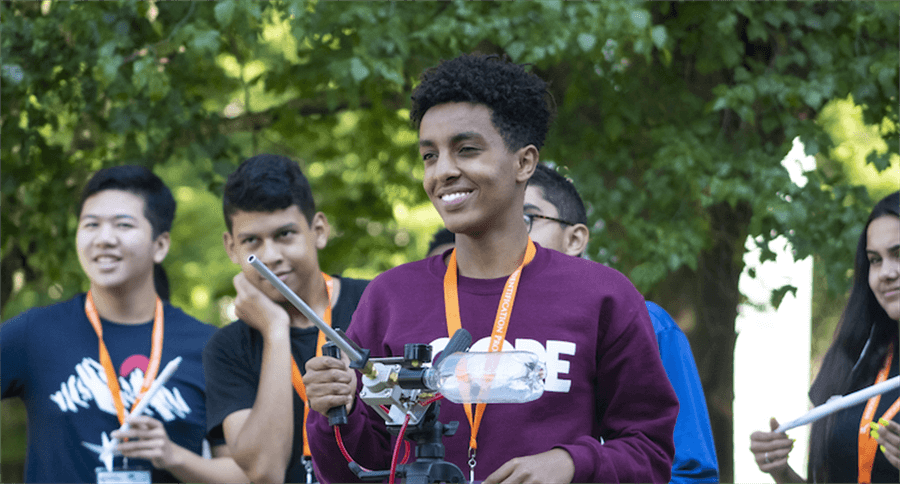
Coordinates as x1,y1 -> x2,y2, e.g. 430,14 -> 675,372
424,351 -> 546,404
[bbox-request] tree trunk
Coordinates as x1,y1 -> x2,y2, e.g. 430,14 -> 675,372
689,200 -> 752,483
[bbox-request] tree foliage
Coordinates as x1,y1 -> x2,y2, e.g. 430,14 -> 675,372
2,2 -> 897,481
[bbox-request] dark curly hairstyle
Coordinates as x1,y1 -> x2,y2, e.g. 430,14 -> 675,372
223,154 -> 316,233
410,53 -> 555,152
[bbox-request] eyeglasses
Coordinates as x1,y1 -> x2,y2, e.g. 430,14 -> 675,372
523,212 -> 575,233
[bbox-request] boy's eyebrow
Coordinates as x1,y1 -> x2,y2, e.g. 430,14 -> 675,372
237,222 -> 300,239
79,214 -> 138,221
452,131 -> 480,142
272,222 -> 300,233
523,203 -> 543,213
419,131 -> 483,148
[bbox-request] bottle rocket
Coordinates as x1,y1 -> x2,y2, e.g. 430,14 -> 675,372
424,351 -> 546,404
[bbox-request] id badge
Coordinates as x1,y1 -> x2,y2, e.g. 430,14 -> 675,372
95,466 -> 151,484
302,456 -> 318,484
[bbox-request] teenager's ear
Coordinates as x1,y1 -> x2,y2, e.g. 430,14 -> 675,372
152,232 -> 171,264
515,145 -> 539,184
223,231 -> 240,264
310,212 -> 331,250
563,223 -> 590,258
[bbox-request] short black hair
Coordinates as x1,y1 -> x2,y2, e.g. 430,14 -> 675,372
223,154 -> 316,233
78,165 -> 176,300
526,163 -> 587,226
79,165 -> 176,239
427,227 -> 456,255
410,53 -> 555,152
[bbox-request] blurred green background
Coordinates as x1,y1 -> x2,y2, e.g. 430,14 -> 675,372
2,1 -> 897,481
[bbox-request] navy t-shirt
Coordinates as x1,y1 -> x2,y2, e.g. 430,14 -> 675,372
1,293 -> 217,483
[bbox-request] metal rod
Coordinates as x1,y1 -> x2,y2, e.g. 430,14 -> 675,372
247,255 -> 364,363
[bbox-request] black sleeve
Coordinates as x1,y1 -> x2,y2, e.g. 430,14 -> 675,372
202,322 -> 260,440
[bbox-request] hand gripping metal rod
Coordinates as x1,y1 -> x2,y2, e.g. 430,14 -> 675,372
247,255 -> 365,365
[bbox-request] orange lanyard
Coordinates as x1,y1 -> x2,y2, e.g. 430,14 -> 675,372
290,273 -> 334,458
85,290 -> 164,426
858,343 -> 900,483
443,239 -> 536,452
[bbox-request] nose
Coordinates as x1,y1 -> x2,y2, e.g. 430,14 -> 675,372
257,239 -> 283,268
432,151 -> 461,183
881,255 -> 900,281
95,221 -> 117,246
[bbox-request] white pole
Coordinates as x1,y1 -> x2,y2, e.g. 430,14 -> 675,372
734,137 -> 816,482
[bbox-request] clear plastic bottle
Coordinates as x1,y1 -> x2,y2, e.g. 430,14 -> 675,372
424,351 -> 546,404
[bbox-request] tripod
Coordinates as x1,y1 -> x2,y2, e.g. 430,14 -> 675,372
349,400 -> 466,484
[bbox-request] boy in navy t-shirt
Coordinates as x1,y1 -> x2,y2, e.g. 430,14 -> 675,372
1,166 -> 246,483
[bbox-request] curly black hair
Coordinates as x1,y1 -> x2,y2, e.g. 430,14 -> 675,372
410,53 -> 555,152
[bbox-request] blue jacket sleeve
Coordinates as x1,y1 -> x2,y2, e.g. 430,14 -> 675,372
646,302 -> 719,484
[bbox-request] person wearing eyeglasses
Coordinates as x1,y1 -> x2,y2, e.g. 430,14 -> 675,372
524,163 -> 719,484
521,166 -> 588,259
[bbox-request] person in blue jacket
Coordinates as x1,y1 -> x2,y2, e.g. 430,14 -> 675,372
521,162 -> 719,483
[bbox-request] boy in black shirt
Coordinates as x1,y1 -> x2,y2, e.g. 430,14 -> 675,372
203,154 -> 368,483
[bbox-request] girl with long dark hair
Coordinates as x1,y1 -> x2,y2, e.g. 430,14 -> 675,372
750,191 -> 899,482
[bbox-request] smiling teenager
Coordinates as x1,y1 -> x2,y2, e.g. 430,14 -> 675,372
1,165 -> 247,483
303,54 -> 678,483
201,154 -> 369,484
750,191 -> 900,483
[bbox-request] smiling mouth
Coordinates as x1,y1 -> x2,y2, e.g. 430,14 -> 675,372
441,191 -> 472,204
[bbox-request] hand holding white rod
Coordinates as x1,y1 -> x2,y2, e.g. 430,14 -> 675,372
102,356 -> 182,469
775,375 -> 899,433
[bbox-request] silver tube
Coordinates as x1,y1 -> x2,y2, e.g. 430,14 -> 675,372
247,255 -> 363,363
